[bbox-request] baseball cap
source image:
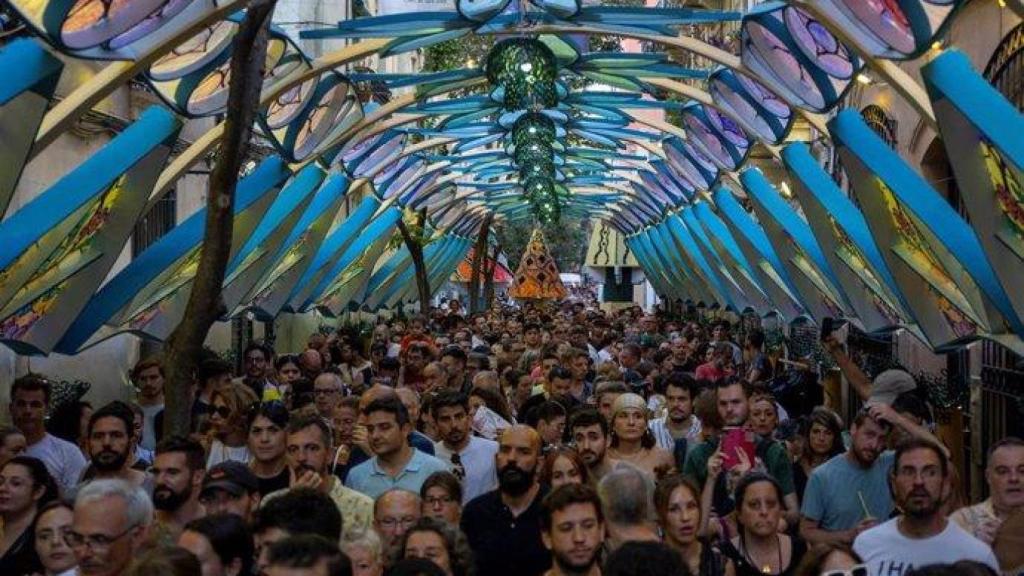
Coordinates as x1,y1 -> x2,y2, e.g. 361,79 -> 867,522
868,369 -> 917,405
201,460 -> 258,498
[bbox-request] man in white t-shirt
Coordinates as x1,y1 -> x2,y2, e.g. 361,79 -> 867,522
854,439 -> 998,576
431,390 -> 498,503
10,374 -> 87,496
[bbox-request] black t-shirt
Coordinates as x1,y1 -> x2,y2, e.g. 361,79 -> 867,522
257,467 -> 290,498
721,536 -> 807,576
461,488 -> 551,576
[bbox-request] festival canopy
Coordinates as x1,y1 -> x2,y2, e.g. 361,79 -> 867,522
0,0 -> 1022,354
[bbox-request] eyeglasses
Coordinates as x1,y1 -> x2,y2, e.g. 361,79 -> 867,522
823,565 -> 868,576
425,495 -> 454,507
378,516 -> 418,529
65,525 -> 137,552
314,388 -> 339,397
211,405 -> 232,418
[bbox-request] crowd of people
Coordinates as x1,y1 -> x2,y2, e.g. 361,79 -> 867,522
1,298 -> 1022,576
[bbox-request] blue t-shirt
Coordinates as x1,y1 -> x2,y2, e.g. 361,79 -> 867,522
345,448 -> 450,499
801,451 -> 895,531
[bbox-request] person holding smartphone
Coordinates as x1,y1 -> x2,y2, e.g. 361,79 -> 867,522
683,378 -> 800,529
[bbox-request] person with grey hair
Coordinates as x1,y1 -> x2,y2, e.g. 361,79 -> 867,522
597,463 -> 660,550
340,530 -> 384,576
314,373 -> 346,419
68,479 -> 153,576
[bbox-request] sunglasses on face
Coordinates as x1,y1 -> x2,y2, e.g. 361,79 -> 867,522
211,405 -> 232,418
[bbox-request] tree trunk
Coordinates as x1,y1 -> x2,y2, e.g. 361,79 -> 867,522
160,0 -> 277,437
483,241 -> 501,310
468,213 -> 493,313
398,209 -> 431,312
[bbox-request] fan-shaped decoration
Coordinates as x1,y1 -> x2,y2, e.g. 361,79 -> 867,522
509,229 -> 567,300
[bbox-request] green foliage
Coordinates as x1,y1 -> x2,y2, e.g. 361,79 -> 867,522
497,218 -> 591,273
423,35 -> 495,73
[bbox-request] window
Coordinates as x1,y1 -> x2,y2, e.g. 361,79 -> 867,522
132,189 -> 177,257
984,23 -> 1024,112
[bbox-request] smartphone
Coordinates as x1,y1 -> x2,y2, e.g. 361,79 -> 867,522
721,427 -> 756,471
820,316 -> 835,342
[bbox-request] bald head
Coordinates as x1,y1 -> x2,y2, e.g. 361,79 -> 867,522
373,489 -> 421,551
496,425 -> 542,496
300,349 -> 322,373
359,384 -> 399,412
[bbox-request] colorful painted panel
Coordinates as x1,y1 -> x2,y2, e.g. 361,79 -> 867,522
0,39 -> 63,216
922,49 -> 1024,341
0,107 -> 181,355
55,156 -> 291,352
740,167 -> 849,325
830,109 -> 1024,348
714,189 -> 805,320
742,2 -> 861,112
781,143 -> 910,334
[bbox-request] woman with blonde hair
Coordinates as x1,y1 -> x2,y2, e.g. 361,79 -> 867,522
206,382 -> 259,468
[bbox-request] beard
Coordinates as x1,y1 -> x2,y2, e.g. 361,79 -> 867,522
92,449 -> 129,472
153,483 -> 192,511
444,428 -> 467,446
498,462 -> 536,496
553,546 -> 600,575
902,488 -> 943,518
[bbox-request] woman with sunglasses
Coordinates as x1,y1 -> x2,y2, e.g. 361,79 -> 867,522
0,456 -> 58,575
655,473 -> 734,576
206,383 -> 259,469
721,472 -> 806,576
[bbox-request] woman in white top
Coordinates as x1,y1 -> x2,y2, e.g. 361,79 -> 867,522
205,382 -> 258,469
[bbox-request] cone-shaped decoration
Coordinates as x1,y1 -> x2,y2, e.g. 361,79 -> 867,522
509,229 -> 568,300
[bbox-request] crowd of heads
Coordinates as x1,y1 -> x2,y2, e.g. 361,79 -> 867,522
1,299 -> 1021,576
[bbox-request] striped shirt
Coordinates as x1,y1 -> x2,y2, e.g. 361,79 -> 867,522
648,415 -> 703,451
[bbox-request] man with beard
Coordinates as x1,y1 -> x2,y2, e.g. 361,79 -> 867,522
853,439 -> 998,575
540,484 -> 604,576
150,435 -> 206,540
647,373 -> 701,471
801,404 -> 945,547
684,379 -> 798,526
570,409 -> 618,486
199,460 -> 262,523
431,390 -> 498,502
81,401 -> 151,491
264,414 -> 373,540
461,425 -> 550,576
